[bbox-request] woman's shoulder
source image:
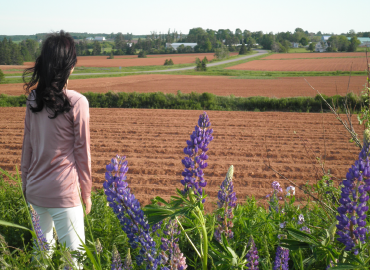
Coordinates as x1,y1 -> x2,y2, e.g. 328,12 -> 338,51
66,89 -> 88,106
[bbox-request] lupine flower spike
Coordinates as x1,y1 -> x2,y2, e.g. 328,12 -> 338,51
181,112 -> 213,202
245,236 -> 259,269
30,205 -> 49,251
123,248 -> 133,270
336,131 -> 370,252
268,181 -> 283,213
104,156 -> 161,269
215,165 -> 237,242
273,246 -> 289,270
111,245 -> 123,270
160,219 -> 187,270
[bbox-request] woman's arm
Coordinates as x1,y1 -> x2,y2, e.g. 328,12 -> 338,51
73,96 -> 92,211
21,107 -> 32,199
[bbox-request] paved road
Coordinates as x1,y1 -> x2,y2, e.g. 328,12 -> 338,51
5,50 -> 268,78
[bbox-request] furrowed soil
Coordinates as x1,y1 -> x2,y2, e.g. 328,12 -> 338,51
0,75 -> 367,97
263,52 -> 367,59
0,53 -> 238,71
0,108 -> 361,209
227,58 -> 369,71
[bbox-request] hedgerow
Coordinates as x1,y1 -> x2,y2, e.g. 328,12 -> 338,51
0,91 -> 363,113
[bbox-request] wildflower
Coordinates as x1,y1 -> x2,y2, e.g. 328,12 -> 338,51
245,236 -> 259,270
30,205 -> 49,251
300,226 -> 311,233
279,222 -> 286,229
215,165 -> 237,242
161,219 -> 187,270
273,246 -> 289,270
104,156 -> 161,269
123,248 -> 133,270
61,250 -> 74,270
95,239 -> 102,254
297,214 -> 304,225
0,233 -> 10,256
111,245 -> 123,270
272,181 -> 283,193
336,139 -> 370,251
268,181 -> 283,213
286,186 -> 295,196
180,112 -> 213,201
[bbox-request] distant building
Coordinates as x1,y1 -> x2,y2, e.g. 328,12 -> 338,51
166,43 -> 197,50
291,42 -> 299,48
346,37 -> 370,47
86,37 -> 93,41
315,41 -> 328,52
94,36 -> 106,41
321,35 -> 331,42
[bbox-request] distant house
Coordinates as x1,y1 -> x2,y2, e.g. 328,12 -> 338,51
94,36 -> 106,41
86,37 -> 93,41
347,37 -> 370,47
315,41 -> 328,52
321,35 -> 331,42
291,42 -> 299,48
166,43 -> 197,50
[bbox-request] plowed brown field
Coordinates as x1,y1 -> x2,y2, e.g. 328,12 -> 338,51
1,75 -> 366,98
0,108 -> 361,207
0,53 -> 238,71
263,52 -> 367,59
227,58 -> 369,71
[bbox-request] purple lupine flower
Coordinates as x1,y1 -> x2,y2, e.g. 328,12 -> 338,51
215,165 -> 237,242
160,219 -> 187,270
180,112 -> 213,201
245,236 -> 259,270
299,226 -> 311,233
273,246 -> 289,270
336,140 -> 370,252
268,181 -> 283,213
95,238 -> 102,254
103,156 -> 161,270
30,205 -> 49,251
111,245 -> 123,270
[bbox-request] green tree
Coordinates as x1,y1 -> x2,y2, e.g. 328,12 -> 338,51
307,42 -> 316,52
260,33 -> 274,50
107,51 -> 114,59
92,41 -> 101,55
214,44 -> 229,60
0,69 -> 4,83
168,59 -> 174,65
138,50 -> 147,58
300,36 -> 309,46
115,32 -> 125,51
239,42 -> 247,55
195,57 -> 207,71
348,36 -> 361,52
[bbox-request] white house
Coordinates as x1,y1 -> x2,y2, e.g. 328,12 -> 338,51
291,42 -> 299,48
315,41 -> 328,52
94,36 -> 106,41
166,43 -> 197,50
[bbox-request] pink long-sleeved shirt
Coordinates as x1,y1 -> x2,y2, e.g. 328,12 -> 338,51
21,89 -> 92,208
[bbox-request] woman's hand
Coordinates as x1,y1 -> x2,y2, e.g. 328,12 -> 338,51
83,197 -> 92,215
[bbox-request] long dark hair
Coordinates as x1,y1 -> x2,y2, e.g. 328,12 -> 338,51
23,30 -> 77,119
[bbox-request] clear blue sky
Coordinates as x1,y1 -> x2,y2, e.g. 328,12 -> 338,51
1,0 -> 369,35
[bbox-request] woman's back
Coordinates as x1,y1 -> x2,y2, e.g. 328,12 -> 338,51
21,89 -> 91,208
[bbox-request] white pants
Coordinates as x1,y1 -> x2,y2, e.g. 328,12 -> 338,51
31,204 -> 85,267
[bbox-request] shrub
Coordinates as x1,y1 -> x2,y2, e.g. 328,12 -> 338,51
138,50 -> 147,58
164,59 -> 174,66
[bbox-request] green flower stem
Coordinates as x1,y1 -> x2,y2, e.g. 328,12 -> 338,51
175,217 -> 201,259
188,190 -> 208,270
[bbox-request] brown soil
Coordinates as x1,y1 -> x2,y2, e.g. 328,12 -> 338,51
1,75 -> 366,98
0,53 -> 237,70
227,58 -> 368,71
0,108 -> 362,207
263,52 -> 367,59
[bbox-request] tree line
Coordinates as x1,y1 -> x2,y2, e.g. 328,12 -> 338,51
0,38 -> 40,65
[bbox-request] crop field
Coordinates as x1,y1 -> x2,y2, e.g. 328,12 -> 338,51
0,75 -> 366,97
226,57 -> 369,72
0,107 -> 361,208
263,52 -> 367,59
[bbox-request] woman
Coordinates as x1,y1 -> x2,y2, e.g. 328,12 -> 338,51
21,31 -> 92,264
